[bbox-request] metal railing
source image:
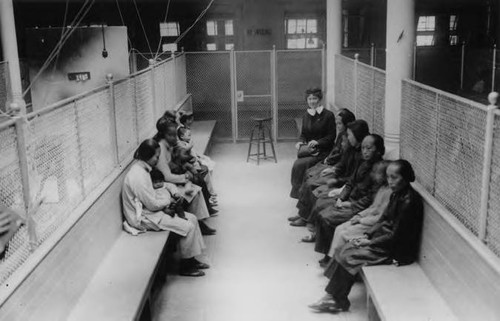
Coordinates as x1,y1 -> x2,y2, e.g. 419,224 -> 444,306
0,53 -> 186,303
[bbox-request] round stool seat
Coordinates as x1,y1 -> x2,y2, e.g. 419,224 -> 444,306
250,116 -> 272,122
246,116 -> 277,165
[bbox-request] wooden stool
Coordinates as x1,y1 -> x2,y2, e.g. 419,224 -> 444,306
246,117 -> 277,165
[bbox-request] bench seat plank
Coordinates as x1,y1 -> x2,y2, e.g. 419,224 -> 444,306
191,120 -> 217,154
362,264 -> 458,321
67,231 -> 169,321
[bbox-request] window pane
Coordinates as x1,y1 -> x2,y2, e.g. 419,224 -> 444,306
449,35 -> 458,45
287,38 -> 297,49
287,19 -> 297,34
159,22 -> 179,37
225,20 -> 234,36
306,19 -> 317,34
207,20 -> 218,36
416,35 -> 435,46
206,43 -> 217,51
297,19 -> 307,34
450,15 -> 458,31
225,43 -> 234,50
306,37 -> 319,48
417,16 -> 435,31
297,37 -> 306,48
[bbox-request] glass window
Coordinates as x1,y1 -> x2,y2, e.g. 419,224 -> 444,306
207,20 -> 218,36
417,16 -> 435,31
225,43 -> 234,50
449,15 -> 458,31
449,35 -> 458,46
225,20 -> 234,36
306,19 -> 317,33
287,19 -> 297,34
159,22 -> 179,37
206,43 -> 217,51
416,35 -> 435,46
285,18 -> 320,49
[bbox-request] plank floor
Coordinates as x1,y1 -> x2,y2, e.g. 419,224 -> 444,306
152,142 -> 367,321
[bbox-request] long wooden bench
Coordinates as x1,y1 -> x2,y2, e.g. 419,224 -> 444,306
0,120 -> 216,321
361,183 -> 500,321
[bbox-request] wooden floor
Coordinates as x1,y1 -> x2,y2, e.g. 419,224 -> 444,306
152,142 -> 367,321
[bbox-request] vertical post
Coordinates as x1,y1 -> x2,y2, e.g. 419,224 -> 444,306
172,51 -> 177,106
0,0 -> 26,114
413,41 -> 417,80
491,44 -> 496,92
370,43 -> 375,66
326,0 -> 343,110
230,49 -> 237,143
321,43 -> 326,96
73,100 -> 87,197
353,53 -> 359,115
460,41 -> 465,91
149,59 -> 158,119
271,46 -> 278,143
106,74 -> 120,165
479,91 -> 498,241
14,116 -> 37,250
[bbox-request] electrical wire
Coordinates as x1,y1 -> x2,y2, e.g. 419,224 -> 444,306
153,0 -> 172,60
175,0 -> 215,44
132,0 -> 153,54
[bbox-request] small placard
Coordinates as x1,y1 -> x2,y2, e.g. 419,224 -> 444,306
67,72 -> 90,82
162,43 -> 178,53
236,90 -> 244,102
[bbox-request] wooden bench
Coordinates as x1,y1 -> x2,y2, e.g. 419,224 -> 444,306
0,121 -> 216,321
361,183 -> 500,321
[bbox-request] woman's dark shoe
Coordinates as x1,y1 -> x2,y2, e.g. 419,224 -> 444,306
318,255 -> 331,267
290,218 -> 306,226
288,215 -> 301,222
208,207 -> 219,216
301,234 -> 316,243
309,300 -> 349,313
199,220 -> 216,235
193,259 -> 210,269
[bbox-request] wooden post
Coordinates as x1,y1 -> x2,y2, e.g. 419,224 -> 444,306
354,53 -> 359,115
106,74 -> 120,165
271,46 -> 278,143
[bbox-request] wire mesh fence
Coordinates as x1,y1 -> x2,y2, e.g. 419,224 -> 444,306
0,62 -> 9,113
334,55 -> 356,113
0,55 -> 185,297
276,50 -> 322,139
486,110 -> 500,256
186,52 -> 233,140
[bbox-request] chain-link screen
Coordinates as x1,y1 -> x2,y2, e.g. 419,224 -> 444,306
434,96 -> 486,236
134,71 -> 155,141
186,52 -> 232,140
235,51 -> 272,140
372,68 -> 386,135
0,62 -> 9,112
153,65 -> 166,120
163,59 -> 176,111
75,89 -> 115,195
334,55 -> 355,112
175,54 -> 187,101
114,79 -> 138,162
485,111 -> 500,255
400,81 -> 438,193
356,63 -> 374,131
276,50 -> 322,139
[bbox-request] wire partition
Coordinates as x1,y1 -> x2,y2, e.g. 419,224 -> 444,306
0,61 -> 9,113
0,54 -> 186,302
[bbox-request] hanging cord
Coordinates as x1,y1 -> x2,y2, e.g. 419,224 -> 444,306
22,0 -> 95,98
175,0 -> 215,44
132,0 -> 153,54
152,0 -> 171,61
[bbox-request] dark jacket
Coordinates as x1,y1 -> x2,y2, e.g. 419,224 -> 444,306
365,185 -> 424,265
299,109 -> 336,154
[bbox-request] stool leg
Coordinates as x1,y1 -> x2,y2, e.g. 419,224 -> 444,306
256,125 -> 261,165
266,125 -> 277,163
260,124 -> 267,157
247,125 -> 256,162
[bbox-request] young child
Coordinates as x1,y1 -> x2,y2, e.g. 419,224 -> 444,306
177,125 -> 217,206
327,160 -> 392,259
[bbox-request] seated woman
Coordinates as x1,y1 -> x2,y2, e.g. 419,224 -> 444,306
304,108 -> 355,183
153,118 -> 217,234
309,160 -> 424,313
289,120 -> 369,227
290,88 -> 336,199
313,134 -> 385,264
325,160 -> 392,269
121,139 -> 208,277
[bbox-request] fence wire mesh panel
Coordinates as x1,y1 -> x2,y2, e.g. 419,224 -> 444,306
186,52 -> 232,139
75,90 -> 115,195
175,54 -> 187,101
0,124 -> 29,285
276,50 -> 322,139
400,81 -> 438,193
114,79 -> 138,162
153,65 -> 166,120
434,96 -> 486,236
334,55 -> 355,112
0,62 -> 9,113
356,63 -> 375,132
134,72 -> 155,140
485,111 -> 500,255
235,51 -> 272,140
163,60 -> 176,111
372,69 -> 386,135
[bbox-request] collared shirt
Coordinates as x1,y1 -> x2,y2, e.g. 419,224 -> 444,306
306,105 -> 324,116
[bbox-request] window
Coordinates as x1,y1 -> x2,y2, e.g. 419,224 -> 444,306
159,22 -> 179,37
285,18 -> 320,49
416,16 -> 436,46
449,15 -> 459,45
205,19 -> 234,51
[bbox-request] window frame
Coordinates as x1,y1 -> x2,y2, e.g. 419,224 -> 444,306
284,15 -> 322,50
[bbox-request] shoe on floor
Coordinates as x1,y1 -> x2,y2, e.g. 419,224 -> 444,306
309,300 -> 349,313
193,259 -> 210,269
288,215 -> 301,222
301,234 -> 316,243
308,294 -> 334,309
290,218 -> 306,226
199,221 -> 216,235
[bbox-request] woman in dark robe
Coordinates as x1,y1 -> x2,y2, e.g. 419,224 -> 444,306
308,160 -> 424,313
290,88 -> 336,199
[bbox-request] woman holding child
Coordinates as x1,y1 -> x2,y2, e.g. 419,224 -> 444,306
290,88 -> 336,199
121,139 -> 208,277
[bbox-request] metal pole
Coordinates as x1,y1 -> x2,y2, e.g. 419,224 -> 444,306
321,43 -> 326,97
491,44 -> 497,92
106,74 -> 120,165
413,41 -> 417,80
460,41 -> 465,91
229,49 -> 237,143
370,43 -> 375,66
271,46 -> 278,143
0,0 -> 26,114
479,91 -> 498,241
148,59 -> 158,119
353,53 -> 359,115
172,51 -> 177,106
